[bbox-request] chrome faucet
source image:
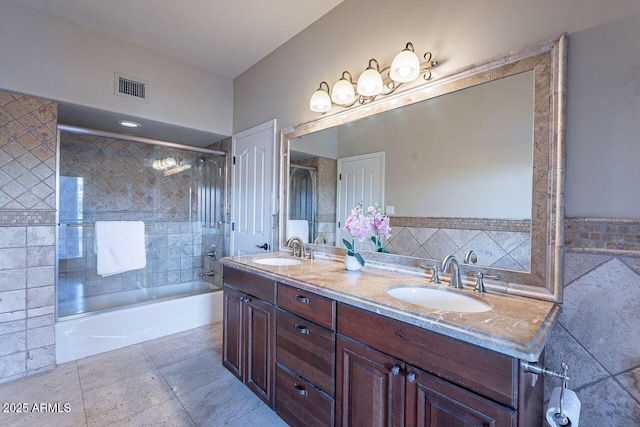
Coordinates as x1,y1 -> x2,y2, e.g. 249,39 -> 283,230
286,236 -> 304,257
441,255 -> 463,289
313,235 -> 327,244
200,270 -> 215,278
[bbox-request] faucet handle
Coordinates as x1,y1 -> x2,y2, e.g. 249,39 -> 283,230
420,264 -> 441,284
464,250 -> 478,264
474,272 -> 499,293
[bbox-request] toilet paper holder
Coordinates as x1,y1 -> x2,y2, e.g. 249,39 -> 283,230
521,361 -> 571,426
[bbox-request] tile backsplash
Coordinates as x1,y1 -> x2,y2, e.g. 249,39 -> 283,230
387,217 -> 531,271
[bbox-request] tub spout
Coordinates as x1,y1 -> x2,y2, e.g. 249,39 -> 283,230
200,271 -> 215,278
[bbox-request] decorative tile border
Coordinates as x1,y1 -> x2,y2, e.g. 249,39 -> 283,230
565,218 -> 640,256
390,216 -> 530,233
0,210 -> 55,226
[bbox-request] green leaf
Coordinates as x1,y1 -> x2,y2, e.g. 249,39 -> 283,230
355,253 -> 365,266
342,238 -> 353,252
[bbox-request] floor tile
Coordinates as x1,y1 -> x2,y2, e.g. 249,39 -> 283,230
0,396 -> 87,427
225,403 -> 288,426
159,349 -> 222,397
193,321 -> 223,353
83,370 -> 175,427
77,344 -> 157,392
177,369 -> 264,426
0,361 -> 81,403
107,398 -> 195,427
142,332 -> 211,368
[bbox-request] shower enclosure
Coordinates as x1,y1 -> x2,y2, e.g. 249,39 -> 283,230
289,164 -> 316,243
56,128 -> 228,319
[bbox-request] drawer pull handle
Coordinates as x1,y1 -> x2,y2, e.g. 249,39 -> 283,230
294,324 -> 310,335
406,372 -> 416,383
294,294 -> 310,304
391,365 -> 401,376
294,383 -> 308,396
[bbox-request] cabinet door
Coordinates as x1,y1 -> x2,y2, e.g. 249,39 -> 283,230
245,295 -> 276,407
405,366 -> 516,427
336,336 -> 404,427
223,286 -> 244,380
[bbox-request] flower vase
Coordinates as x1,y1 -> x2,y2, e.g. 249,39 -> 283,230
344,254 -> 362,271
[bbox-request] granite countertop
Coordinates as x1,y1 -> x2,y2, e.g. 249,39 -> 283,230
220,252 -> 560,362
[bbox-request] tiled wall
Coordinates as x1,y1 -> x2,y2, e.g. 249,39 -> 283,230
543,218 -> 640,426
386,218 -> 531,271
0,89 -> 58,383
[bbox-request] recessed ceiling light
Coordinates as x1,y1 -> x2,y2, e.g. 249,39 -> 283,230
119,120 -> 141,128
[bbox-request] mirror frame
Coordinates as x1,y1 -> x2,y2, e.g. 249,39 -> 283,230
279,34 -> 567,302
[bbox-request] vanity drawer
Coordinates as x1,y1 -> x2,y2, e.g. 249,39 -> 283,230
276,364 -> 334,427
277,283 -> 335,330
224,266 -> 276,304
276,309 -> 335,395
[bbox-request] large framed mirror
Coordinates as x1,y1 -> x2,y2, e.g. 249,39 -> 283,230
279,34 -> 566,302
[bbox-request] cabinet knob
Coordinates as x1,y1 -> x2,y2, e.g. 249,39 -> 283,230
294,294 -> 310,304
293,383 -> 308,396
391,365 -> 401,376
406,372 -> 416,383
294,324 -> 310,335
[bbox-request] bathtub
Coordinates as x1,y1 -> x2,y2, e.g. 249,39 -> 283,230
55,281 -> 223,363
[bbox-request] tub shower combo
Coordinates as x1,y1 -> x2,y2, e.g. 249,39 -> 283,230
55,126 -> 228,362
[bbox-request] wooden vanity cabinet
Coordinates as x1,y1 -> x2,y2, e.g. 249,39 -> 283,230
222,266 -> 544,426
336,303 -> 540,427
222,267 -> 276,408
275,283 -> 336,426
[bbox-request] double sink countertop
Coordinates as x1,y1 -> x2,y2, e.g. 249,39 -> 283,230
221,252 -> 560,362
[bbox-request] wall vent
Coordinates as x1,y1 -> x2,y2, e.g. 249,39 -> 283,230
114,73 -> 148,102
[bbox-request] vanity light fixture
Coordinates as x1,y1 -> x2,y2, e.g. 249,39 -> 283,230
118,120 -> 141,128
309,42 -> 438,113
389,42 -> 421,82
357,59 -> 384,96
309,82 -> 332,113
331,72 -> 356,105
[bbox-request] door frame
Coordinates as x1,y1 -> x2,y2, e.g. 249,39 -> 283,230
336,151 -> 386,249
230,119 -> 277,255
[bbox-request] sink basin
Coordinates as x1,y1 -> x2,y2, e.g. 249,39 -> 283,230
254,257 -> 303,266
387,285 -> 492,313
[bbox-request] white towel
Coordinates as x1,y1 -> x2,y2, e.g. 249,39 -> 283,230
287,220 -> 309,243
94,221 -> 147,277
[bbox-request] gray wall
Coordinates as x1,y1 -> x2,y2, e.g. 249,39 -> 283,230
233,0 -> 640,219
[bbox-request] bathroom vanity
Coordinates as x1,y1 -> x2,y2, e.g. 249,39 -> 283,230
222,33 -> 567,426
220,254 -> 559,426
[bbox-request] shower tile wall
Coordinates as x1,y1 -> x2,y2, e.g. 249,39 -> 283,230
296,156 -> 337,245
386,217 -> 531,271
58,132 -> 221,311
0,89 -> 58,383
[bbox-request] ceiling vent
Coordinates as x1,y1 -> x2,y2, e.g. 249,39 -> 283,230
114,73 -> 148,102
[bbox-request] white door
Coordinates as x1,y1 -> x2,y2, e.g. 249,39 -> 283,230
231,120 -> 277,255
337,152 -> 385,252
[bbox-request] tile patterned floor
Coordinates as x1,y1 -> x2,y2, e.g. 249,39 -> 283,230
0,322 -> 288,426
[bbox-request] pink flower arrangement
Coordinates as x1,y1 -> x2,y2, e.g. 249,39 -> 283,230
343,202 -> 391,253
